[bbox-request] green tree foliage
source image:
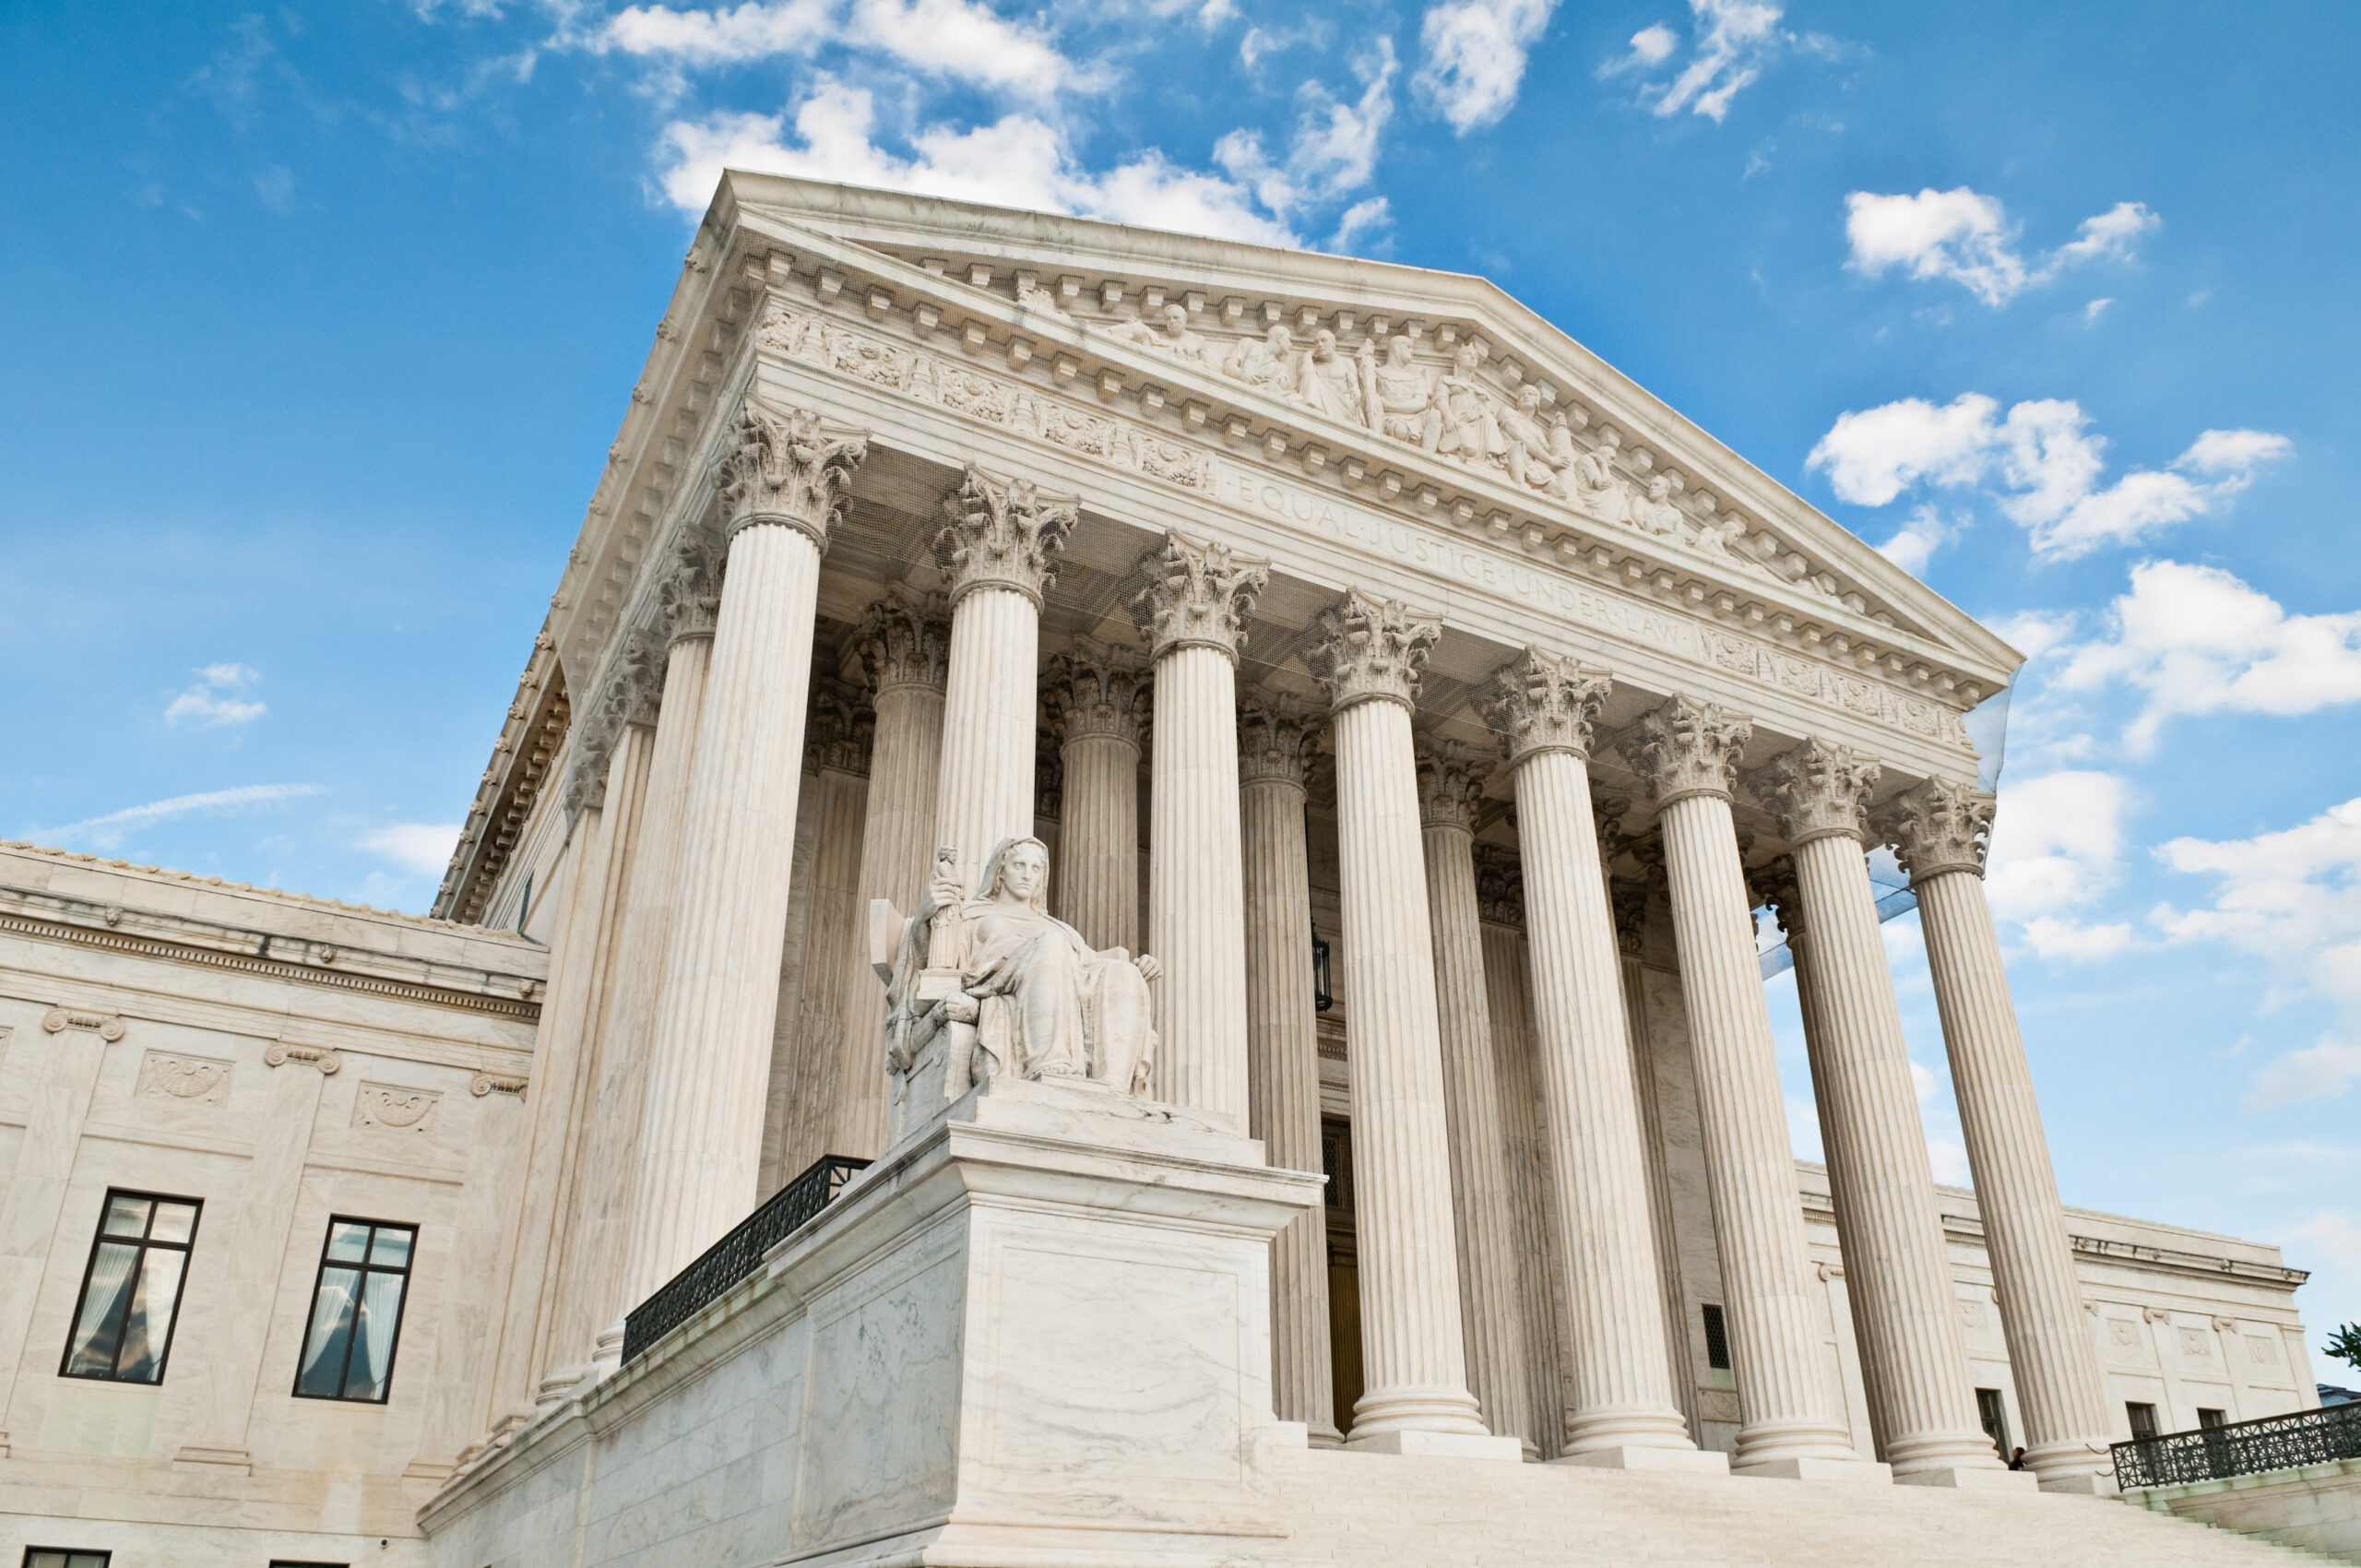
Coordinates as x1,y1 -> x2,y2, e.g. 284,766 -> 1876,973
2325,1323 -> 2361,1372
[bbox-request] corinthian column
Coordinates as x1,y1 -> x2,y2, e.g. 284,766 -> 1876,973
623,401 -> 865,1306
1303,589 -> 1512,1458
1415,743 -> 1536,1457
1877,778 -> 2117,1491
1749,742 -> 2010,1486
932,469 -> 1074,889
1477,653 -> 1712,1469
1133,532 -> 1266,1124
1042,641 -> 1149,954
1620,696 -> 1874,1479
1238,697 -> 1340,1447
830,591 -> 949,1161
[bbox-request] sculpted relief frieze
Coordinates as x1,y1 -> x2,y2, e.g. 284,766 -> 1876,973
756,300 -> 1970,754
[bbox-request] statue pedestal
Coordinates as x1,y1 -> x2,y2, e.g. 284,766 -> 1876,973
788,1075 -> 1321,1568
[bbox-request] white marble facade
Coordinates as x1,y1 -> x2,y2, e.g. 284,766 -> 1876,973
0,176 -> 2327,1566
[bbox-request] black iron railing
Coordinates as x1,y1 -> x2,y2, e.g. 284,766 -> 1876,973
2112,1400 -> 2361,1491
621,1154 -> 870,1363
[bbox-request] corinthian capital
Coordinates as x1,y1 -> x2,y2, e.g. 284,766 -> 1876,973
1415,740 -> 1488,832
1473,845 -> 1525,929
1746,737 -> 1880,847
1746,855 -> 1805,938
1238,693 -> 1318,788
932,466 -> 1076,607
805,681 -> 874,777
656,530 -> 723,644
1043,640 -> 1151,748
1131,531 -> 1269,661
1620,695 -> 1751,806
1871,776 -> 1995,881
855,588 -> 950,695
1302,587 -> 1442,712
713,399 -> 868,548
1477,647 -> 1612,765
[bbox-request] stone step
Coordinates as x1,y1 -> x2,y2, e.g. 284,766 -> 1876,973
1274,1448 -> 2343,1566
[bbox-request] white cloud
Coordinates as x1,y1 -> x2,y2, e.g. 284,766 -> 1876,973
1926,1134 -> 1969,1187
2019,916 -> 2135,961
1875,504 -> 1959,576
1985,609 -> 2078,661
35,783 -> 326,852
1843,188 -> 2158,307
1604,0 -> 1792,123
164,662 -> 267,729
1984,769 -> 2128,931
1806,395 -> 2287,559
1221,40 -> 1397,220
600,0 -> 1087,98
2246,1039 -> 2361,1112
1414,0 -> 1554,133
358,823 -> 463,877
2083,298 -> 2113,325
2056,561 -> 2361,752
654,80 -> 1297,244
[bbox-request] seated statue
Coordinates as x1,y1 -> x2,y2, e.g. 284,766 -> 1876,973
874,837 -> 1161,1138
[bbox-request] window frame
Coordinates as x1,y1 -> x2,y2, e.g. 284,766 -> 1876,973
290,1215 -> 418,1406
1975,1386 -> 2011,1455
58,1188 -> 202,1386
2127,1400 -> 2161,1441
23,1548 -> 113,1568
1701,1302 -> 1732,1372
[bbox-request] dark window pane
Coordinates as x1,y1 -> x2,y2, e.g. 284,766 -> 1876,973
344,1271 -> 409,1399
296,1266 -> 361,1397
100,1194 -> 149,1238
28,1552 -> 114,1568
369,1228 -> 413,1268
113,1247 -> 184,1384
325,1223 -> 371,1264
148,1201 -> 198,1245
63,1241 -> 142,1376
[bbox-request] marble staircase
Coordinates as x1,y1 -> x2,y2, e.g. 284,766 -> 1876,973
1275,1447 -> 2339,1566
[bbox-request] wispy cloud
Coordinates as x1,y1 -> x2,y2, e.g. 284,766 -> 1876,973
358,823 -> 463,876
1413,0 -> 1554,133
165,662 -> 267,729
1600,0 -> 1830,123
1843,188 -> 2158,307
34,783 -> 326,852
599,0 -> 1097,99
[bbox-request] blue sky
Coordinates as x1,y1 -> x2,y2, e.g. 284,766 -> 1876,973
4,2 -> 2358,1352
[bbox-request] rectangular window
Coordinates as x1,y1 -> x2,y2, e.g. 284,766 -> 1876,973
292,1218 -> 416,1404
24,1551 -> 111,1568
1975,1387 -> 2010,1455
1702,1303 -> 1731,1371
61,1191 -> 200,1385
269,1562 -> 350,1567
2127,1401 -> 2160,1441
2198,1408 -> 2227,1430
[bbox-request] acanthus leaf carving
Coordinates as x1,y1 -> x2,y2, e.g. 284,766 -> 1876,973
856,588 -> 951,695
932,466 -> 1076,606
1236,693 -> 1319,789
1621,695 -> 1752,807
1131,530 -> 1268,661
1043,640 -> 1151,750
1413,739 -> 1488,833
1472,843 -> 1525,929
712,398 -> 868,548
1476,647 -> 1612,765
1745,737 -> 1880,847
1302,588 -> 1442,712
1871,775 -> 1994,882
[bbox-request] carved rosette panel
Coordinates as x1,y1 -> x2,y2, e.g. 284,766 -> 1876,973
1472,844 -> 1525,930
1414,741 -> 1487,833
1745,737 -> 1880,848
805,680 -> 876,777
136,1051 -> 232,1106
1301,588 -> 1442,712
355,1082 -> 442,1134
1476,647 -> 1611,765
712,398 -> 869,547
856,588 -> 951,695
932,466 -> 1077,607
1043,643 -> 1151,749
1131,530 -> 1269,661
1238,695 -> 1319,788
1872,775 -> 1995,881
1619,695 -> 1751,806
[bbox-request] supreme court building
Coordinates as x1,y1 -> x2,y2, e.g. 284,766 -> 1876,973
0,178 -> 2327,1567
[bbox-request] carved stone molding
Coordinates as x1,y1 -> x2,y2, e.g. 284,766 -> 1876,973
1301,588 -> 1442,713
1746,738 -> 1880,848
713,398 -> 868,549
354,1082 -> 442,1134
1747,855 -> 1804,938
1131,530 -> 1269,661
933,465 -> 1077,608
564,625 -> 669,820
1472,844 -> 1525,930
1608,875 -> 1649,956
1476,647 -> 1611,766
805,681 -> 875,777
136,1051 -> 231,1105
657,530 -> 725,645
1043,641 -> 1151,749
1034,729 -> 1063,820
855,588 -> 951,695
1414,740 -> 1487,833
1237,694 -> 1319,788
1619,695 -> 1751,807
470,1071 -> 528,1099
42,1006 -> 125,1041
1873,775 -> 1994,881
265,1040 -> 342,1075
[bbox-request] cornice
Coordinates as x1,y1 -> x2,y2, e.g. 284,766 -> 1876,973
434,631 -> 570,923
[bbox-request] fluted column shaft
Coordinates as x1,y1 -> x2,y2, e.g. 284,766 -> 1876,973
1240,707 -> 1339,1446
1478,910 -> 1568,1456
1059,729 -> 1141,951
1789,829 -> 1997,1476
1913,851 -> 2115,1485
1419,817 -> 1536,1455
936,585 -> 1042,884
782,750 -> 872,1182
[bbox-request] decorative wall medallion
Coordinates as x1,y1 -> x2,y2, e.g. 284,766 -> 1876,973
2107,1320 -> 2138,1348
42,1006 -> 126,1041
263,1040 -> 343,1075
135,1051 -> 232,1106
354,1082 -> 442,1134
2176,1326 -> 2210,1358
1958,1299 -> 1987,1330
2247,1335 -> 2276,1364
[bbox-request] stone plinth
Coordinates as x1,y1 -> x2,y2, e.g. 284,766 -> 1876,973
421,1075 -> 1323,1568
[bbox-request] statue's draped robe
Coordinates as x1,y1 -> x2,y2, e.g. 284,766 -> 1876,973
931,898 -> 1157,1093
